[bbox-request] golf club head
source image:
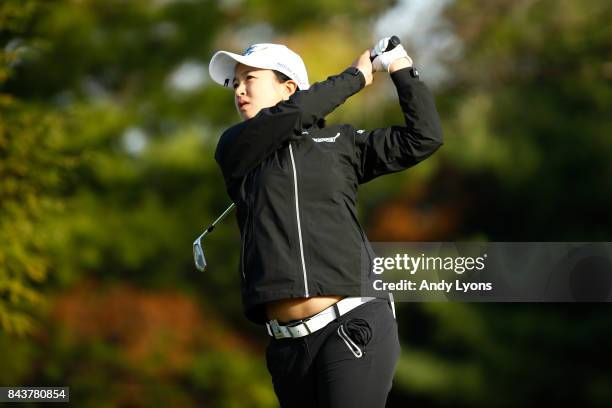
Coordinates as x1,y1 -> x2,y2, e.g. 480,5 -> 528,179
192,202 -> 236,272
193,238 -> 207,271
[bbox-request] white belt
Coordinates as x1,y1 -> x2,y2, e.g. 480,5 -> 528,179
265,296 -> 376,339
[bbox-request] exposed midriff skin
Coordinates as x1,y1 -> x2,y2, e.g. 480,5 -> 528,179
266,295 -> 345,324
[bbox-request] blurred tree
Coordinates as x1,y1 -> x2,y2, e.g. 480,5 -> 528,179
0,0 -> 78,336
440,0 -> 612,240
384,1 -> 612,407
3,0 -> 612,406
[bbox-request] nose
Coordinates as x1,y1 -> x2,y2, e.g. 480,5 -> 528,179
234,81 -> 246,97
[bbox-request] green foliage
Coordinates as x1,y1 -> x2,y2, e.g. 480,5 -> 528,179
441,0 -> 612,240
0,102 -> 72,335
0,0 -> 78,336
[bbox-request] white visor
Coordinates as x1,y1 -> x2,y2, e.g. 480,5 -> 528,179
209,43 -> 310,91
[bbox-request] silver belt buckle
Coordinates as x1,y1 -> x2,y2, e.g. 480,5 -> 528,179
269,319 -> 285,339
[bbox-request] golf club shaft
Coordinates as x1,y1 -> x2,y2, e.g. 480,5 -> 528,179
206,203 -> 236,232
203,202 -> 236,235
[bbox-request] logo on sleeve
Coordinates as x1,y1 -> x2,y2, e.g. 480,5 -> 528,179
312,132 -> 341,143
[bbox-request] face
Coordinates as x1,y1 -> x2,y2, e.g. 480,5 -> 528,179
233,63 -> 298,121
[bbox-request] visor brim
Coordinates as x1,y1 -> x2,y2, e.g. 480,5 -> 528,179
209,51 -> 276,88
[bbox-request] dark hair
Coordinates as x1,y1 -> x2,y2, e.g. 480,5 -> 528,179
273,70 -> 299,91
273,70 -> 321,125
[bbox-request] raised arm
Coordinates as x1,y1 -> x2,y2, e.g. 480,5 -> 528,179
215,66 -> 366,189
352,65 -> 443,184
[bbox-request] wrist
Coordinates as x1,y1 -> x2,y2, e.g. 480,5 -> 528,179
388,57 -> 413,73
343,66 -> 366,91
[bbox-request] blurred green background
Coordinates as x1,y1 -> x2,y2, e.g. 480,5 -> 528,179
1,0 -> 612,406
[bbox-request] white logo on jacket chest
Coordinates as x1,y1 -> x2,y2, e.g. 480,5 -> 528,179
312,132 -> 341,143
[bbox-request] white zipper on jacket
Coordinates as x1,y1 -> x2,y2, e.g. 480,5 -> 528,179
288,142 -> 309,297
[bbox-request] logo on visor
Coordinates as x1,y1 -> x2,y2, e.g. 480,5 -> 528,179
243,44 -> 269,56
276,62 -> 297,80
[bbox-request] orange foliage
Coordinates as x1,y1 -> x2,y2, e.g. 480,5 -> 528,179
369,200 -> 459,241
49,279 -> 258,375
368,170 -> 467,241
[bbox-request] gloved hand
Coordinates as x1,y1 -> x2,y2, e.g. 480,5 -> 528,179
370,36 -> 413,73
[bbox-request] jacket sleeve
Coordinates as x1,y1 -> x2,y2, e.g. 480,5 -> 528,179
215,67 -> 366,189
351,67 -> 443,184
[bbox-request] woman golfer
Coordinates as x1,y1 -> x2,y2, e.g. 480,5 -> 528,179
208,37 -> 443,407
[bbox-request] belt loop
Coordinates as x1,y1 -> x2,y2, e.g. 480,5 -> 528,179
332,302 -> 340,320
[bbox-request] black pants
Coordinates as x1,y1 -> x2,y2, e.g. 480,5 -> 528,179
265,298 -> 401,408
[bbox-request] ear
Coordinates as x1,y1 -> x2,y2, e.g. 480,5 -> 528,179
283,80 -> 298,98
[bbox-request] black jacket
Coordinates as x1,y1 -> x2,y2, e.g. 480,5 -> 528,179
215,66 -> 443,324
